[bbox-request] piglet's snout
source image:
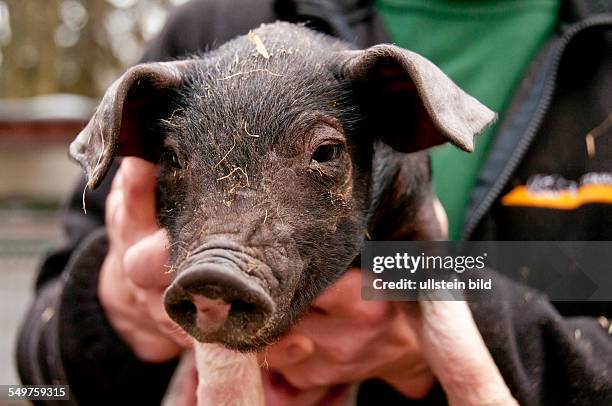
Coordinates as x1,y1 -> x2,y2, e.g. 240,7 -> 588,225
164,243 -> 276,345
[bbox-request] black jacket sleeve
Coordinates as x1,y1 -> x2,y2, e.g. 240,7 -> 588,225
17,163 -> 178,405
356,272 -> 612,406
469,273 -> 612,405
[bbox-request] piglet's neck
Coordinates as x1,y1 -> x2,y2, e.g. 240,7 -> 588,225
367,148 -> 443,242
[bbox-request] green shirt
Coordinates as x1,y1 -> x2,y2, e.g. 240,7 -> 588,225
375,0 -> 560,239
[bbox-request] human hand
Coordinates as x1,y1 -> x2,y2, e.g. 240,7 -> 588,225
263,268 -> 434,404
98,157 -> 191,362
263,269 -> 516,406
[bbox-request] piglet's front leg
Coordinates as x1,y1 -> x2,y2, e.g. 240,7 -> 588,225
194,343 -> 264,406
419,300 -> 518,406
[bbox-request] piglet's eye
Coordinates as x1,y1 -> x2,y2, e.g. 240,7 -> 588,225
312,144 -> 343,163
166,150 -> 182,170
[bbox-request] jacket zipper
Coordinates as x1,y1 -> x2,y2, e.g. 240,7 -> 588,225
462,16 -> 612,240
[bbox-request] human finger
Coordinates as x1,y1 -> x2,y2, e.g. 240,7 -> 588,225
123,228 -> 172,289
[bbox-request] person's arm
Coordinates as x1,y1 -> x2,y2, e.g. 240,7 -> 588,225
16,162 -> 113,392
469,273 -> 612,405
17,161 -> 181,405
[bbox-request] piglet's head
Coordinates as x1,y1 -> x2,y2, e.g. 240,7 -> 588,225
70,23 -> 495,351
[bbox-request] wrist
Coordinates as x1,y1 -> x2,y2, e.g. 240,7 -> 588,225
58,229 -> 179,403
98,244 -> 183,362
97,250 -> 131,340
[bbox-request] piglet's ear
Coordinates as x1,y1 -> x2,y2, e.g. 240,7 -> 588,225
338,45 -> 496,153
69,60 -> 197,190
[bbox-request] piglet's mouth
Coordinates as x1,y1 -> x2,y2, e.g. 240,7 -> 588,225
164,242 -> 277,349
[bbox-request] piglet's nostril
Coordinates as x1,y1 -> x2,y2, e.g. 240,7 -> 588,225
192,296 -> 231,335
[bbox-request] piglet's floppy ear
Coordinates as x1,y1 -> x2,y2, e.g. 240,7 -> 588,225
69,60 -> 197,190
338,45 -> 496,152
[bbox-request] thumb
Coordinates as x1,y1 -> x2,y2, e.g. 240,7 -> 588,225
123,229 -> 172,290
118,157 -> 159,222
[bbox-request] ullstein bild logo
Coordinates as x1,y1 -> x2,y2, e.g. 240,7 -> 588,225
361,241 -> 612,301
370,278 -> 492,292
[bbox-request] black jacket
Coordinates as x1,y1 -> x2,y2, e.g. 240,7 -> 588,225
17,0 -> 612,405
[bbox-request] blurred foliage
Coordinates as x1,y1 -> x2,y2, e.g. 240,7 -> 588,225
0,0 -> 189,98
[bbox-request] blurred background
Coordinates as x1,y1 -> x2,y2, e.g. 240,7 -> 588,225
0,0 -> 187,389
